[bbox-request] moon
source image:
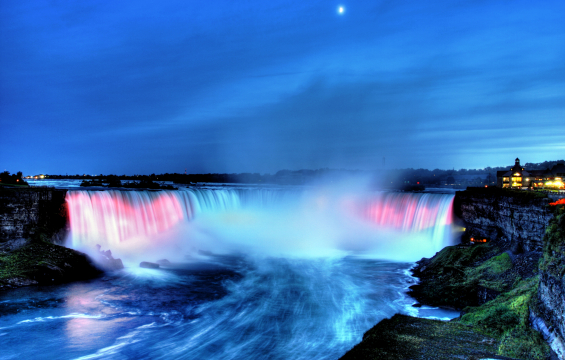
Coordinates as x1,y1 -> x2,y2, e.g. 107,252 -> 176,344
338,6 -> 345,15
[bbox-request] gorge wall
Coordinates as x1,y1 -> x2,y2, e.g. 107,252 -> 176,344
0,188 -> 68,247
533,209 -> 565,358
454,188 -> 553,253
454,188 -> 565,358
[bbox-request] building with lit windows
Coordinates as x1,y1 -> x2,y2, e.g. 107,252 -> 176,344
497,158 -> 565,189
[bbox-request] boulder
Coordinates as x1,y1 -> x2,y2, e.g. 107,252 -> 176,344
140,261 -> 160,269
95,244 -> 124,270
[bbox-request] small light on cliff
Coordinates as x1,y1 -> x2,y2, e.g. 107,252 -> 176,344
485,185 -> 488,188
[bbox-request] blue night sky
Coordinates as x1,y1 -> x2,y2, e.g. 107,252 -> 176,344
1,0 -> 564,175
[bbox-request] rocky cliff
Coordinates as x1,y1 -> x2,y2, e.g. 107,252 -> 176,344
0,188 -> 121,289
454,188 -> 553,253
532,207 -> 565,359
454,188 -> 565,359
0,188 -> 68,247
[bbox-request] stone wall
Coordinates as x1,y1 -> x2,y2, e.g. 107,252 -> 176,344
0,188 -> 68,245
454,189 -> 553,253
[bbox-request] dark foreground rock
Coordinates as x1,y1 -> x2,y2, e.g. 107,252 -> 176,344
0,240 -> 101,289
340,314 -> 513,360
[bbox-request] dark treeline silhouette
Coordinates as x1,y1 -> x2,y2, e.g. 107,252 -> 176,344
46,169 -> 364,186
35,159 -> 565,189
379,159 -> 565,188
0,171 -> 28,186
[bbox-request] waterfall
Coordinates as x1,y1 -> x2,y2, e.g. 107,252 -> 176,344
364,192 -> 454,253
66,188 -> 455,262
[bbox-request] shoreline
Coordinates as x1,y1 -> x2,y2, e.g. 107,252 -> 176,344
340,239 -> 558,359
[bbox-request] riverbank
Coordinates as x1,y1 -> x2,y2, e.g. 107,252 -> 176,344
340,246 -> 552,359
341,190 -> 564,360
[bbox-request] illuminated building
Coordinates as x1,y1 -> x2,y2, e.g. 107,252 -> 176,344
497,158 -> 565,189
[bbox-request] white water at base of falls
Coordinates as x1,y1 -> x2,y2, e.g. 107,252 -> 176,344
0,185 -> 460,360
65,187 -> 456,263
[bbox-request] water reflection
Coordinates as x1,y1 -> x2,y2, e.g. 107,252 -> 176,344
0,258 -> 458,360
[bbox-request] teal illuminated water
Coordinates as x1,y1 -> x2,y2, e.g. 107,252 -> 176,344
0,184 -> 459,359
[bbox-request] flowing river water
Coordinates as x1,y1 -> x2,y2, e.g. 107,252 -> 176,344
0,184 -> 460,359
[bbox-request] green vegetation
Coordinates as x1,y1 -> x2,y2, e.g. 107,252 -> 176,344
0,236 -> 100,286
410,243 -> 503,308
340,314 -> 501,360
461,277 -> 550,359
409,241 -> 553,359
466,252 -> 513,292
539,205 -> 565,278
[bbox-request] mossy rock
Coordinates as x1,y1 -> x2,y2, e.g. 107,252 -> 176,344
340,314 -> 502,360
460,277 -> 551,359
410,244 -> 504,308
0,241 -> 101,288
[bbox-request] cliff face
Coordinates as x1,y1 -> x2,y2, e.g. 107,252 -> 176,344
534,208 -> 565,359
454,189 -> 553,253
0,188 -> 68,246
454,188 -> 565,358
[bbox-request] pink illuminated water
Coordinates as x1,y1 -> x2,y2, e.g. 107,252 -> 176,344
1,187 -> 458,360
65,188 -> 455,261
364,192 -> 453,231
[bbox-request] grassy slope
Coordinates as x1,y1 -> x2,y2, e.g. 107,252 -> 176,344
461,277 -> 549,359
409,243 -> 504,308
344,240 -> 552,359
340,314 -> 502,360
539,206 -> 565,279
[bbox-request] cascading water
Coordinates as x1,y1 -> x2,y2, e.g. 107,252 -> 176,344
1,185 -> 459,360
66,188 -> 455,261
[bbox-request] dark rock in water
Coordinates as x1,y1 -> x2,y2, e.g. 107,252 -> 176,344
99,257 -> 124,271
95,244 -> 124,271
156,259 -> 171,266
140,261 -> 160,269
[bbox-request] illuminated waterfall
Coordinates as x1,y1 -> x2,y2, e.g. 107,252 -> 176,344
66,189 -> 455,261
363,192 -> 454,253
